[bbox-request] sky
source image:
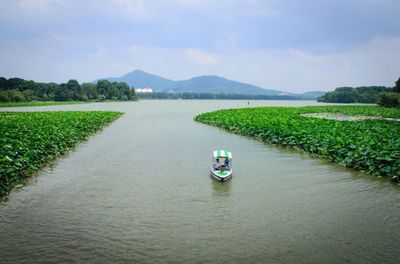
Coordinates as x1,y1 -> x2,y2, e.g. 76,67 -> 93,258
0,0 -> 399,92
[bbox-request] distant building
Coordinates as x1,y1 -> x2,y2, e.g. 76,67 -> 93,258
135,87 -> 153,93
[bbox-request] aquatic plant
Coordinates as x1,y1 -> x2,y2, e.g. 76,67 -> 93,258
0,111 -> 122,197
195,105 -> 400,178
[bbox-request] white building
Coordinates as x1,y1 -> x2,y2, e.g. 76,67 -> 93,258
135,87 -> 153,93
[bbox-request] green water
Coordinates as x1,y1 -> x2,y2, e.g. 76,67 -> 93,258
1,100 -> 399,263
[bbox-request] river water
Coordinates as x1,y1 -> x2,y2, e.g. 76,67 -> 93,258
1,100 -> 399,263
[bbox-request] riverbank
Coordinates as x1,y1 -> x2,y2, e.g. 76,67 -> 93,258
195,105 -> 400,178
0,101 -> 89,107
0,111 -> 122,197
0,100 -> 140,108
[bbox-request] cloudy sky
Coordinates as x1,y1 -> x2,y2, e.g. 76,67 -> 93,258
0,0 -> 399,92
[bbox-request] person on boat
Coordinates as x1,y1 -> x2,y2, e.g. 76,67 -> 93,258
214,158 -> 221,170
219,165 -> 226,172
224,159 -> 230,167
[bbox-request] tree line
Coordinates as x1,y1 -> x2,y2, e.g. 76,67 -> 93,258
0,77 -> 137,102
317,77 -> 400,107
378,78 -> 400,107
317,86 -> 391,103
138,92 -> 302,100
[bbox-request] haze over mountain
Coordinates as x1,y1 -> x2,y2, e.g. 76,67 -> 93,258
104,70 -> 175,91
97,70 -> 325,98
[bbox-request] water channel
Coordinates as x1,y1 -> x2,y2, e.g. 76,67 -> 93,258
1,100 -> 399,263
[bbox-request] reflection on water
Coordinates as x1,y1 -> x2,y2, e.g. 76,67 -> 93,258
0,100 -> 399,264
211,178 -> 232,198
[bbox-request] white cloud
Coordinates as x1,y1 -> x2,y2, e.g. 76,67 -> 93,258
185,49 -> 217,65
16,0 -> 63,13
98,0 -> 279,22
229,37 -> 400,91
0,0 -> 399,94
108,0 -> 152,19
1,36 -> 399,92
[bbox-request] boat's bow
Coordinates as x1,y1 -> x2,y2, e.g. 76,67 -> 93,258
211,167 -> 233,182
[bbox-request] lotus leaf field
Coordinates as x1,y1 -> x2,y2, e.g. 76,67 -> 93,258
195,105 -> 400,179
0,101 -> 88,107
0,111 -> 122,197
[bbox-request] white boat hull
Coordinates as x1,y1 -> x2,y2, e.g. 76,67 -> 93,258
210,167 -> 233,182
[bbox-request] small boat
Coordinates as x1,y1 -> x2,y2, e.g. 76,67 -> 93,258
211,150 -> 233,182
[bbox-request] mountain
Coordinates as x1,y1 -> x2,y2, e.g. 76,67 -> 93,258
96,70 -> 323,98
98,70 -> 283,95
174,75 -> 283,95
101,70 -> 175,91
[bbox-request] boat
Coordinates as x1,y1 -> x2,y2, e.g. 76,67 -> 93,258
211,150 -> 233,182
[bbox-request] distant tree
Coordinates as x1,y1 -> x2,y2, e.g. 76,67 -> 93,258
0,77 -> 8,90
109,82 -> 119,100
8,89 -> 26,102
0,76 -> 136,102
318,86 -> 391,103
394,77 -> 400,93
0,91 -> 10,102
18,80 -> 37,93
378,92 -> 400,107
81,83 -> 98,100
46,83 -> 60,100
7,78 -> 26,90
97,80 -> 112,100
113,82 -> 135,100
377,77 -> 400,107
22,89 -> 36,101
55,83 -> 71,101
66,79 -> 82,100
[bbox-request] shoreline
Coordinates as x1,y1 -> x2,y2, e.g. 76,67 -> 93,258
0,111 -> 123,198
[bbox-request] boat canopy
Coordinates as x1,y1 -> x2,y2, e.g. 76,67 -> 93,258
213,150 -> 232,159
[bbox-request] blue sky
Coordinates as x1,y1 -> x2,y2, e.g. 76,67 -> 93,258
0,0 -> 399,92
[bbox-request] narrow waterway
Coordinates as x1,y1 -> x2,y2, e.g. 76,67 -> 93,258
1,100 -> 399,263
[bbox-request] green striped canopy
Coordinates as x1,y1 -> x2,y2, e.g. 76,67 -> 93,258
213,150 -> 232,159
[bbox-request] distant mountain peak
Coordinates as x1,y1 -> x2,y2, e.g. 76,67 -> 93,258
192,75 -> 225,79
122,69 -> 167,78
123,69 -> 142,75
98,69 -> 175,90
94,69 -> 324,99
